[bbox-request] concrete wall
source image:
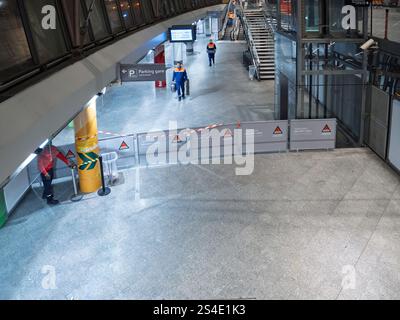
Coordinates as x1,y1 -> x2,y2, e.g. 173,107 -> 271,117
0,4 -> 224,186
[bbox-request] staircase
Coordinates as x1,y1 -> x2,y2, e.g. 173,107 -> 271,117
242,9 -> 275,80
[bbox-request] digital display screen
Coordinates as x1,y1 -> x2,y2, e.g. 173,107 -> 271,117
169,26 -> 196,42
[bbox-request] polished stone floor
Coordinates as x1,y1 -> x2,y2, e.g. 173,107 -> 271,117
1,148 -> 399,300
2,31 -> 400,301
53,37 -> 275,146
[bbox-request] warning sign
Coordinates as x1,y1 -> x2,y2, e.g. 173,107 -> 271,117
322,124 -> 332,134
172,135 -> 184,143
273,126 -> 283,136
119,141 -> 130,151
65,150 -> 75,159
223,128 -> 233,138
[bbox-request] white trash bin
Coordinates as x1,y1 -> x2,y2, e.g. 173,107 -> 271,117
101,152 -> 119,185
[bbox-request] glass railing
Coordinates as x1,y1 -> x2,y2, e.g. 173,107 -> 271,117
0,0 -> 222,95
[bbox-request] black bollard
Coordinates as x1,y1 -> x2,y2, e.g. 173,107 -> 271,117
97,156 -> 111,197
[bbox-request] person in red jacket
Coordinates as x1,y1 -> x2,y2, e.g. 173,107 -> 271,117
35,145 -> 75,205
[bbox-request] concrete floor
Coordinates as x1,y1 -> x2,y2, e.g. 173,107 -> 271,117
0,148 -> 400,300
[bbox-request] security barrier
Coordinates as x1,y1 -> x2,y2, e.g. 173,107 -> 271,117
26,135 -> 137,183
0,118 -> 338,228
99,135 -> 137,170
289,119 -> 337,151
24,119 -> 336,182
241,121 -> 289,153
137,120 -> 290,166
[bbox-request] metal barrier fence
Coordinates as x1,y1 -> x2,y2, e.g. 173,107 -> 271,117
25,119 -> 337,183
1,119 -> 337,215
136,120 -> 291,166
27,134 -> 138,183
34,119 -> 337,179
290,119 -> 337,151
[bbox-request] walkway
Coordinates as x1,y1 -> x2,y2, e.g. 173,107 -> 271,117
1,148 -> 399,299
53,36 -> 275,145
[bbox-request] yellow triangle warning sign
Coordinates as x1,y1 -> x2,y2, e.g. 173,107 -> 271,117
119,141 -> 130,150
322,124 -> 332,134
65,150 -> 75,159
273,126 -> 283,135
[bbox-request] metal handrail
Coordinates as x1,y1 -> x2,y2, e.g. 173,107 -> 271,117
231,16 -> 241,40
262,0 -> 277,33
220,0 -> 233,40
240,13 -> 261,79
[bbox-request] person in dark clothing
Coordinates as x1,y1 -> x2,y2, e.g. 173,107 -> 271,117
207,39 -> 217,67
172,62 -> 188,101
36,145 -> 75,205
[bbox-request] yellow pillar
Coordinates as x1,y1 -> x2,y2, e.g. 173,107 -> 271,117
74,98 -> 102,193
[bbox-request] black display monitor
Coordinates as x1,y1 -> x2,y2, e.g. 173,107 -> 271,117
168,25 -> 197,43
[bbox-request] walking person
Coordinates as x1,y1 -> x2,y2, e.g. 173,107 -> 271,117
36,145 -> 75,205
172,62 -> 188,101
207,39 -> 217,67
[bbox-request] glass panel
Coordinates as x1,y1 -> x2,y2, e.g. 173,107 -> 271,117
104,0 -> 123,33
150,0 -> 160,18
304,0 -> 320,32
0,0 -> 34,83
119,0 -> 134,28
140,0 -> 153,22
173,0 -> 182,13
275,33 -> 297,120
371,5 -> 400,42
60,0 -> 91,46
131,0 -> 144,25
280,0 -> 296,32
327,0 -> 365,38
85,0 -> 109,39
161,0 -> 172,17
79,6 -> 92,44
23,0 -> 68,63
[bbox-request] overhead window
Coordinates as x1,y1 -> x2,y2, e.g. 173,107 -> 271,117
119,0 -> 134,28
104,0 -> 123,33
23,0 -> 68,63
0,0 -> 34,83
140,0 -> 154,23
84,0 -> 109,40
150,0 -> 160,18
131,0 -> 144,25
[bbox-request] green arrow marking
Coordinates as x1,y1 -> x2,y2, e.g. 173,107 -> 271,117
78,152 -> 99,171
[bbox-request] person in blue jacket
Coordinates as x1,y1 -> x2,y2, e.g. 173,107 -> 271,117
172,62 -> 188,101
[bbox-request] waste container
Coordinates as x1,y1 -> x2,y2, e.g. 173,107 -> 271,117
249,65 -> 256,80
101,152 -> 119,186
